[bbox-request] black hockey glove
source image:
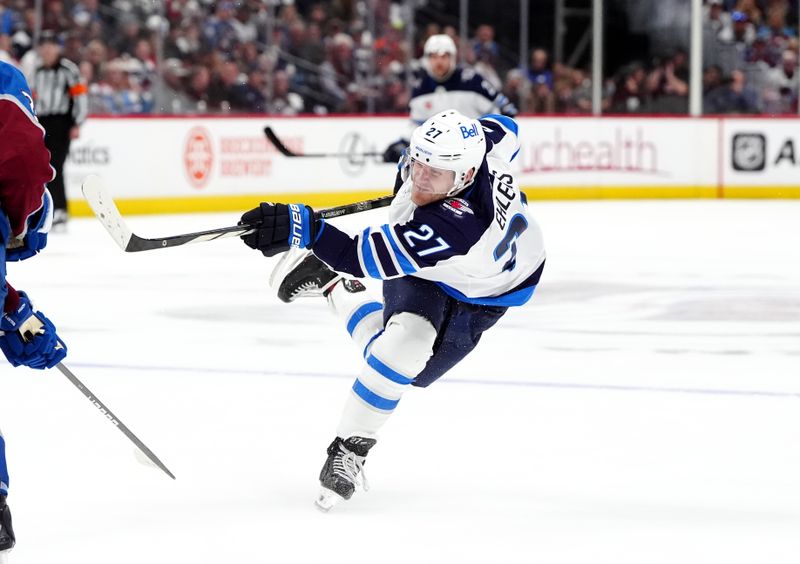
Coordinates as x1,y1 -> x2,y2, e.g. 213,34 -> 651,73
239,203 -> 317,257
382,139 -> 407,163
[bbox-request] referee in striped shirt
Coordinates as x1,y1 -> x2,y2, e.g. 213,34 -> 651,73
31,31 -> 88,229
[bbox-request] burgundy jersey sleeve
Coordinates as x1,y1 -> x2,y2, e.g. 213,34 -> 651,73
0,62 -> 54,236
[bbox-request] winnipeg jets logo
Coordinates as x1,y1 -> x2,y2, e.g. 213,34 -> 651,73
442,198 -> 473,216
21,90 -> 34,111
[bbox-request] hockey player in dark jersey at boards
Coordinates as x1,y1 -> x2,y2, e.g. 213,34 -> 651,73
240,109 -> 545,511
382,34 -> 518,163
0,60 -> 69,560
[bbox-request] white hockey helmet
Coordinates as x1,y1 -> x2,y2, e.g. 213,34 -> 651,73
422,34 -> 457,79
408,109 -> 486,196
424,34 -> 457,57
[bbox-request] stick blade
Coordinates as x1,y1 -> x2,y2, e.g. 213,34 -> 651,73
81,175 -> 133,251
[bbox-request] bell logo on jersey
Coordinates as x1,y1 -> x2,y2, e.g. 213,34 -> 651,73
460,123 -> 479,139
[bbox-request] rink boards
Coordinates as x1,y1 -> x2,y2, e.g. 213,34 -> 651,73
63,115 -> 800,215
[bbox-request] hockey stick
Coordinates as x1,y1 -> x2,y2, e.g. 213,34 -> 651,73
264,126 -> 385,159
81,175 -> 393,252
56,362 -> 176,480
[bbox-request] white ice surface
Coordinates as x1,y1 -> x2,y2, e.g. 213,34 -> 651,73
1,200 -> 799,564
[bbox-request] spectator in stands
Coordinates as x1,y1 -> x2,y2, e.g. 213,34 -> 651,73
206,59 -> 242,112
92,57 -> 153,114
71,0 -> 101,30
647,50 -> 689,104
0,3 -> 20,37
0,34 -> 13,63
131,37 -> 156,88
763,49 -> 798,113
762,0 -> 798,24
705,0 -> 734,41
760,7 -> 796,54
527,48 -> 553,90
704,69 -> 760,112
152,57 -> 193,114
42,0 -> 70,34
229,67 -> 267,112
502,68 -> 532,113
703,64 -> 725,94
473,44 -> 502,90
375,60 -> 409,114
470,24 -> 499,66
611,63 -> 647,113
745,29 -> 780,66
529,74 -> 556,113
110,13 -> 142,59
561,68 -> 592,113
82,38 -> 107,80
231,3 -> 257,45
186,65 -> 212,112
734,0 -> 763,25
731,10 -> 757,46
319,32 -> 356,112
164,21 -> 201,61
203,1 -> 239,54
266,68 -> 304,115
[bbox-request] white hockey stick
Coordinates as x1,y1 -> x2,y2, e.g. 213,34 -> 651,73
81,175 -> 255,252
81,174 -> 394,252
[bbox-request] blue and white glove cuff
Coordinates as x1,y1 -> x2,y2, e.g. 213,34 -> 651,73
287,203 -> 313,249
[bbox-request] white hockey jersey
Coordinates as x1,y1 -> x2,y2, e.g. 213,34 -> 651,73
408,68 -> 517,136
313,115 -> 545,307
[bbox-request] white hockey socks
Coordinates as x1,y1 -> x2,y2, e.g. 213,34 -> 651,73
326,278 -> 385,358
335,312 -> 437,439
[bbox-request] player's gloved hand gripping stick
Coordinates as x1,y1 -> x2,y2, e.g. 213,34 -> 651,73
0,291 -> 174,479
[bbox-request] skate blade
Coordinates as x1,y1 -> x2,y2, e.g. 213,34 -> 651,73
314,487 -> 345,513
0,548 -> 11,564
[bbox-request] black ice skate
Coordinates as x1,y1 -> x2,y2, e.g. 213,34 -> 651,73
0,496 -> 15,553
315,436 -> 377,512
269,248 -> 341,303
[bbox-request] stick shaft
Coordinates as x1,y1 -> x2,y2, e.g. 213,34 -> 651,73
265,126 -> 383,158
82,174 -> 393,253
56,363 -> 176,480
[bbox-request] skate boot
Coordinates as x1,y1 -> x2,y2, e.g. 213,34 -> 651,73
269,248 -> 342,303
0,496 -> 15,553
315,436 -> 377,512
51,209 -> 68,234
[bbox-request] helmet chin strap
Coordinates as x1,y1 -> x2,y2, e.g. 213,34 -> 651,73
446,167 -> 477,197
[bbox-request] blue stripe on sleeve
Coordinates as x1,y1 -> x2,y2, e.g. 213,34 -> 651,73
360,228 -> 382,279
370,232 -> 399,278
380,224 -> 417,274
346,302 -> 383,336
352,379 -> 400,411
366,354 -> 414,385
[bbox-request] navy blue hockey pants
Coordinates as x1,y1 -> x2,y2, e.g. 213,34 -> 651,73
382,277 -> 507,388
